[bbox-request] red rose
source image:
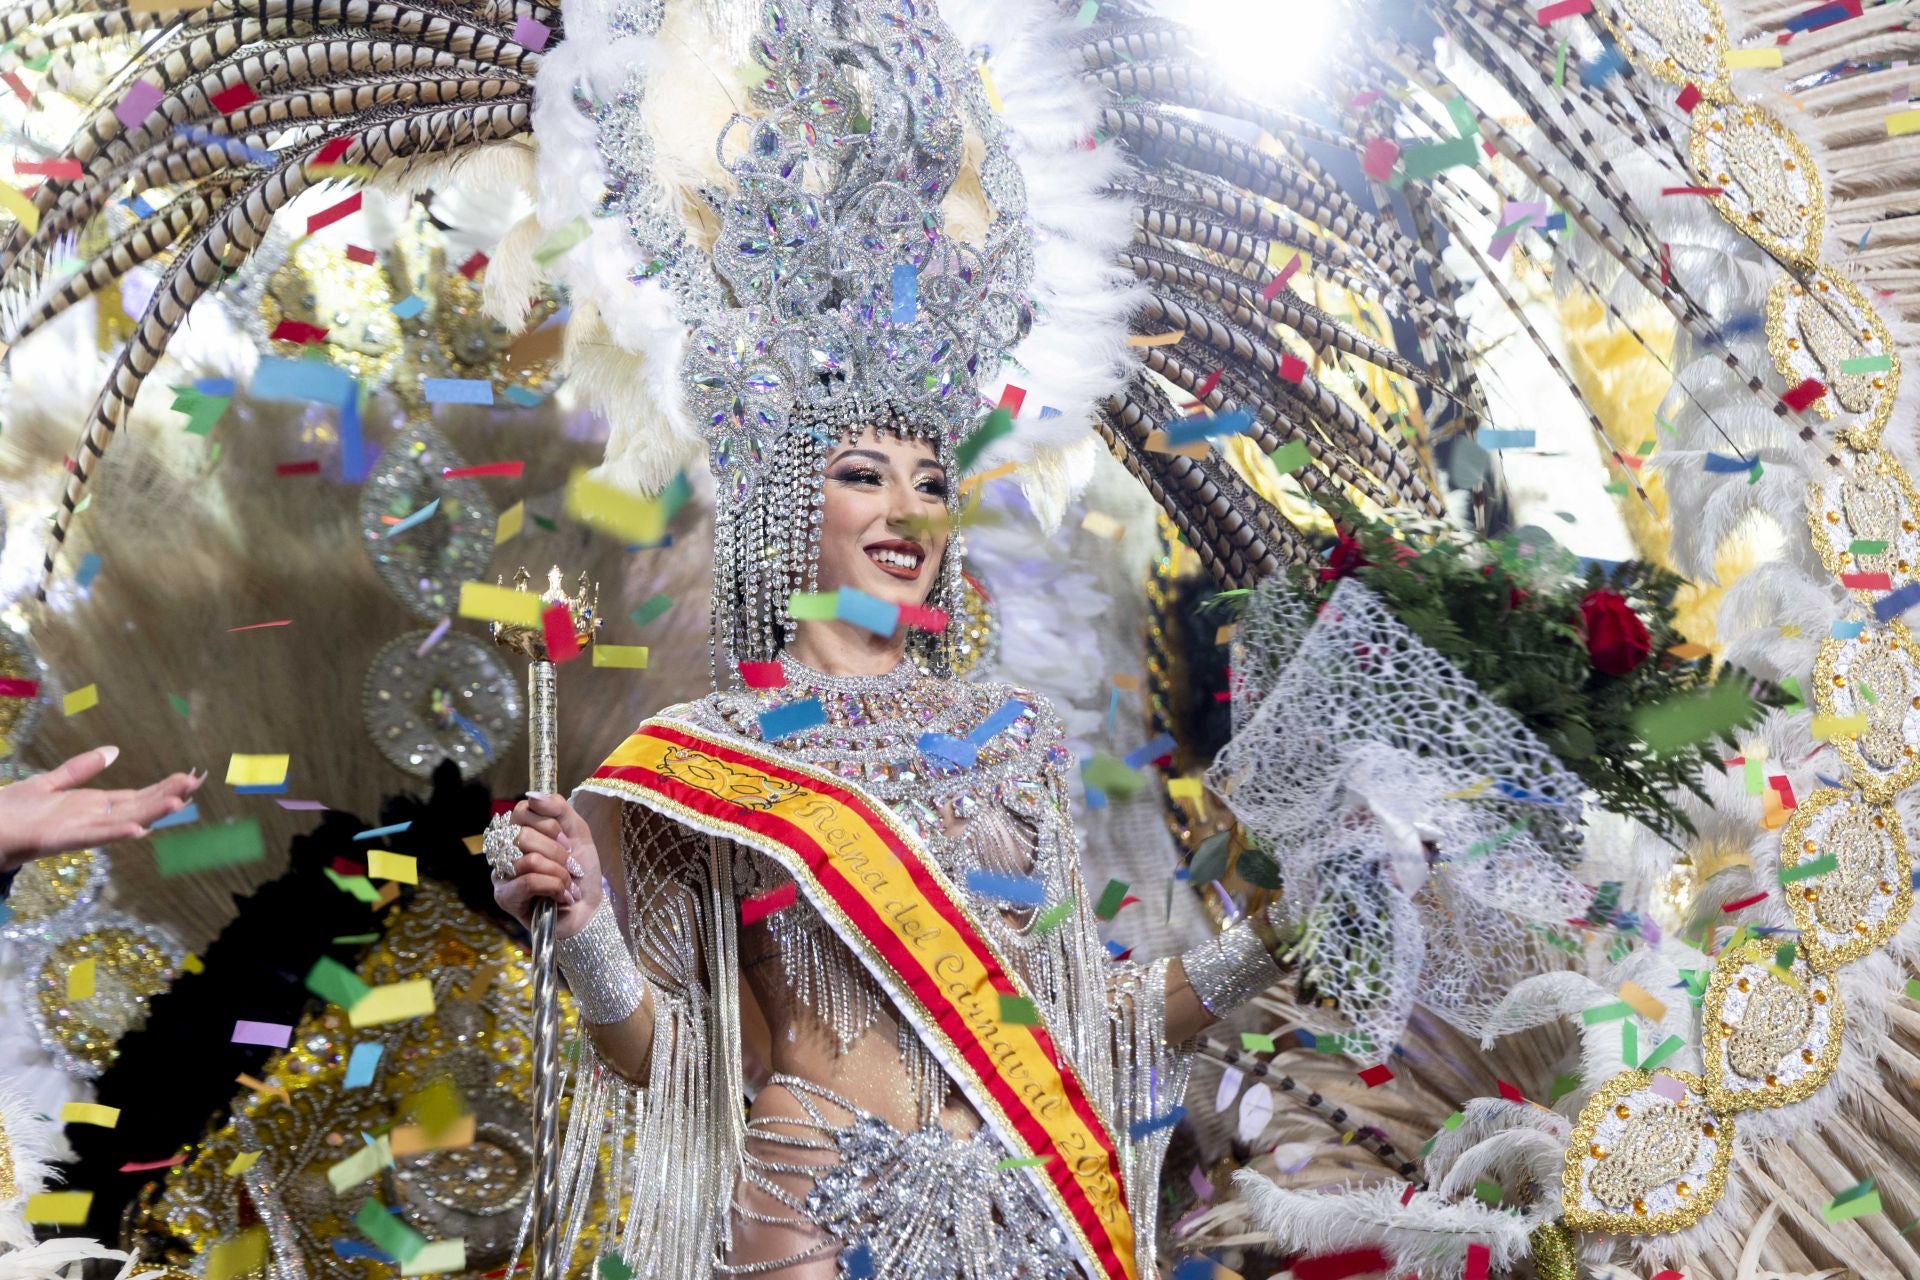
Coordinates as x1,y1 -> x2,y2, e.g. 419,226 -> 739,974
1579,589 -> 1651,676
1319,532 -> 1370,583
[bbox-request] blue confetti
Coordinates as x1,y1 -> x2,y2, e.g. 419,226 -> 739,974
252,356 -> 354,406
1174,1261 -> 1221,1280
344,1042 -> 383,1089
1038,406 -> 1063,420
965,870 -> 1046,908
1578,45 -> 1629,86
452,712 -> 491,757
1817,773 -> 1846,788
123,194 -> 155,218
331,1239 -> 393,1263
759,698 -> 828,741
503,385 -> 547,407
835,586 -> 901,637
1785,1 -> 1857,31
151,802 -> 199,830
75,552 -> 101,590
1123,733 -> 1176,770
1477,429 -> 1538,450
421,377 -> 494,405
234,784 -> 289,796
967,699 -> 1028,747
1163,407 -> 1256,448
1704,452 -> 1754,473
1832,619 -> 1866,640
355,822 -> 412,842
194,377 -> 236,397
1106,938 -> 1130,959
919,733 -> 979,768
890,263 -> 917,326
1874,582 -> 1920,623
1127,1105 -> 1185,1141
383,497 -> 440,540
1544,211 -> 1567,232
391,295 -> 427,320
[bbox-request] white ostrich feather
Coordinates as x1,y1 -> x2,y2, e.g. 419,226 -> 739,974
0,1238 -> 128,1280
0,1077 -> 61,1251
1231,1175 -> 1533,1280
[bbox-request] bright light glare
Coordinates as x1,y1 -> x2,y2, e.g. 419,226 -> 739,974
1166,0 -> 1342,100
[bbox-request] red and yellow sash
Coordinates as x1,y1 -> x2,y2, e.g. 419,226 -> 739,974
583,717 -> 1136,1280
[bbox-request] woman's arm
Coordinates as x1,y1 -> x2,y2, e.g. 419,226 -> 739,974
1161,905 -> 1296,1044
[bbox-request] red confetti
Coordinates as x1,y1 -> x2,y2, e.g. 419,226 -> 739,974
1293,1250 -> 1393,1280
1782,377 -> 1827,411
227,619 -> 293,633
1357,1064 -> 1394,1088
1659,241 -> 1673,286
1496,1079 -> 1527,1103
997,384 -> 1027,418
442,461 -> 525,480
898,603 -> 949,633
0,677 -> 37,698
491,798 -> 516,815
275,460 -> 321,476
742,882 -> 797,925
1399,1183 -> 1416,1206
310,137 -> 351,167
1768,775 -> 1798,809
270,320 -> 328,345
330,856 -> 367,876
305,191 -> 362,235
738,661 -> 787,690
1676,83 -> 1703,113
1649,1272 -> 1685,1280
344,245 -> 378,265
1278,354 -> 1308,384
210,83 -> 257,113
1260,254 -> 1302,304
2,71 -> 33,106
119,1154 -> 189,1172
1360,137 -> 1399,182
1661,185 -> 1726,196
1465,1242 -> 1491,1280
15,157 -> 79,179
1187,367 -> 1224,404
457,251 -> 489,279
540,602 -> 581,663
1721,890 -> 1769,913
1842,572 -> 1894,590
1535,0 -> 1592,21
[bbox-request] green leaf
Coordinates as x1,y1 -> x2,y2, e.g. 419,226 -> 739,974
1189,831 -> 1231,884
1236,844 -> 1282,890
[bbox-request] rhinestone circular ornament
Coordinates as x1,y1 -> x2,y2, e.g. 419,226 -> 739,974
362,630 -> 523,779
1779,787 -> 1912,972
1700,939 -> 1843,1113
1562,1070 -> 1734,1235
359,423 -> 497,620
1813,620 -> 1920,801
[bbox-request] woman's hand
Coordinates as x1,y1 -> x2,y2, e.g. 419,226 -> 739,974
491,792 -> 602,939
0,747 -> 204,873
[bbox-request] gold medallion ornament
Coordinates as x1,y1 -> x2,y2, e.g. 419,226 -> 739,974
1813,621 -> 1920,801
1807,449 -> 1920,602
1779,787 -> 1912,972
1765,268 -> 1899,448
1562,1071 -> 1735,1235
1688,101 -> 1826,269
1700,939 -> 1843,1114
1594,0 -> 1732,101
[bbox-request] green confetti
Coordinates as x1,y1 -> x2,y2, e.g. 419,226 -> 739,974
1633,680 -> 1757,755
1472,1178 -> 1502,1206
1033,897 -> 1076,936
1780,675 -> 1805,711
1442,1110 -> 1465,1130
1851,540 -> 1889,556
1860,682 -> 1879,706
1905,977 -> 1920,1000
531,216 -> 591,267
1604,481 -> 1629,496
1620,1019 -> 1638,1069
1775,942 -> 1797,970
1072,0 -> 1099,24
354,1198 -> 427,1265
1094,877 -> 1131,920
1635,437 -> 1657,457
995,1154 -> 1051,1169
1395,136 -> 1478,183
1549,1073 -> 1582,1103
629,593 -> 674,627
1840,354 -> 1893,375
1240,1032 -> 1277,1053
1554,37 -> 1568,87
305,956 -> 372,1011
1638,1034 -> 1686,1072
324,867 -> 382,903
153,819 -> 264,878
1443,93 -> 1479,138
169,385 -> 232,437
332,933 -> 380,945
1082,755 -> 1144,801
785,592 -> 839,622
168,692 -> 190,718
1824,1180 -> 1882,1222
1461,819 -> 1527,861
956,407 -> 1014,472
1268,439 -> 1313,474
997,995 -> 1040,1025
1780,853 -> 1838,884
1580,1001 -> 1635,1025
599,1255 -> 635,1280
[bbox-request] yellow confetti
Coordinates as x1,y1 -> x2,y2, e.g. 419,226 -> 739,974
205,1226 -> 269,1280
349,978 -> 436,1027
390,1113 -> 476,1156
67,957 -> 96,1000
59,1101 -> 120,1127
402,1240 -> 468,1276
958,461 -> 1018,494
1665,642 -> 1712,661
235,1073 -> 290,1105
367,849 -> 417,884
1080,511 -> 1126,541
182,952 -> 206,974
226,1150 -> 262,1176
457,581 -> 543,627
1778,624 -> 1802,638
592,645 -> 650,669
1811,712 -> 1869,741
462,833 -> 486,855
0,180 -> 38,235
1110,673 -> 1140,692
563,469 -> 667,544
495,499 -> 524,545
325,1135 -> 392,1192
1889,108 -> 1920,137
1617,981 -> 1667,1023
1126,330 -> 1185,347
225,753 -> 289,787
1143,430 -> 1211,459
63,684 -> 99,715
976,63 -> 1004,113
460,962 -> 501,1002
1725,47 -> 1784,68
24,1191 -> 92,1225
1215,624 -> 1238,645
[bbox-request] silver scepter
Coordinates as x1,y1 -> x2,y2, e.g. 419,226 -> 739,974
490,565 -> 600,1280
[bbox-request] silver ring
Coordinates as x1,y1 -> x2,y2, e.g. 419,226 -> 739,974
483,813 -> 523,881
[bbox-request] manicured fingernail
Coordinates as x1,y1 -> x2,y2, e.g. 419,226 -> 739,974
99,745 -> 120,768
567,857 -> 585,879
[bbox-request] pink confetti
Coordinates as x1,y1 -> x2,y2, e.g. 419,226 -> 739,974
1650,1073 -> 1687,1101
231,1019 -> 293,1048
114,80 -> 163,130
511,15 -> 552,50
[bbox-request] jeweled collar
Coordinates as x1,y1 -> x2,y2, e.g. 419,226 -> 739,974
777,652 -> 920,696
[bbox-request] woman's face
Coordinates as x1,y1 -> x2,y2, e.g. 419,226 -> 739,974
813,427 -> 951,609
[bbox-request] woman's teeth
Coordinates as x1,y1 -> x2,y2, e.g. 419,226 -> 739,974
869,548 -> 920,568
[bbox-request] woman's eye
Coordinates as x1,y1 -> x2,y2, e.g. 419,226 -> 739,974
918,479 -> 948,498
833,468 -> 883,486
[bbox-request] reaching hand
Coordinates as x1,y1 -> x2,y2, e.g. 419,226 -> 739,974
0,746 -> 205,873
491,792 -> 603,939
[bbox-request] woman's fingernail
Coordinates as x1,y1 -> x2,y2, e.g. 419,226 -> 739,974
98,745 -> 120,768
567,857 -> 585,879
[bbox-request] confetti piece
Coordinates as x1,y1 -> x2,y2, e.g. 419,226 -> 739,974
541,602 -> 582,664
1357,1064 -> 1394,1087
1875,582 -> 1920,622
594,645 -> 650,669
389,294 -> 427,321
1477,429 -> 1537,449
1126,331 -> 1185,348
564,470 -> 668,544
1074,0 -> 1099,24
1633,681 -> 1756,754
0,678 -> 38,698
348,980 -> 437,1028
226,754 -> 289,788
1276,353 -> 1308,383
114,79 -> 162,128
1536,0 -> 1591,20
120,1154 -> 189,1172
920,733 -> 979,767
1811,712 -> 1868,741
533,216 -> 591,266
60,1100 -> 119,1129
232,1019 -> 293,1048
1268,440 -> 1314,475
306,956 -> 372,1009
742,882 -> 798,926
0,180 -> 38,234
391,1113 -> 476,1156
458,582 -> 542,627
1260,253 -> 1301,303
834,586 -> 901,636
630,593 -> 674,627
889,262 -> 917,325
493,501 -> 524,545
421,377 -> 494,405
1164,408 -> 1255,448
63,956 -> 97,1001
63,684 -> 99,715
1783,378 -> 1827,411
1618,981 -> 1668,1022
1360,137 -> 1400,181
1033,898 -> 1075,935
956,407 -> 1014,471
367,850 -> 417,884
1781,853 -> 1838,883
510,14 -> 551,48
998,994 -> 1040,1024
154,818 -> 264,877
457,251 -> 488,278
1787,0 -> 1862,33
1127,1105 -> 1185,1140
758,698 -> 827,741
25,1191 -> 92,1226
738,661 -> 786,690
1581,1001 -> 1635,1025
1464,1242 -> 1491,1280
306,192 -> 362,235
1824,1183 -> 1883,1222
1726,46 -> 1784,68
899,603 -> 948,632
966,870 -> 1047,908
1842,572 -> 1894,590
1081,511 -> 1126,541
344,1042 -> 383,1088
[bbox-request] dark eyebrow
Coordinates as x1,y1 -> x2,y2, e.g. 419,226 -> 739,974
829,448 -> 946,473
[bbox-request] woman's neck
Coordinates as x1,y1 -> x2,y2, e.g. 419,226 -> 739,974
783,619 -> 907,678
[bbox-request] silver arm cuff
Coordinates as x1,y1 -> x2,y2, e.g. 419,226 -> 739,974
554,900 -> 647,1025
1182,917 -> 1283,1017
